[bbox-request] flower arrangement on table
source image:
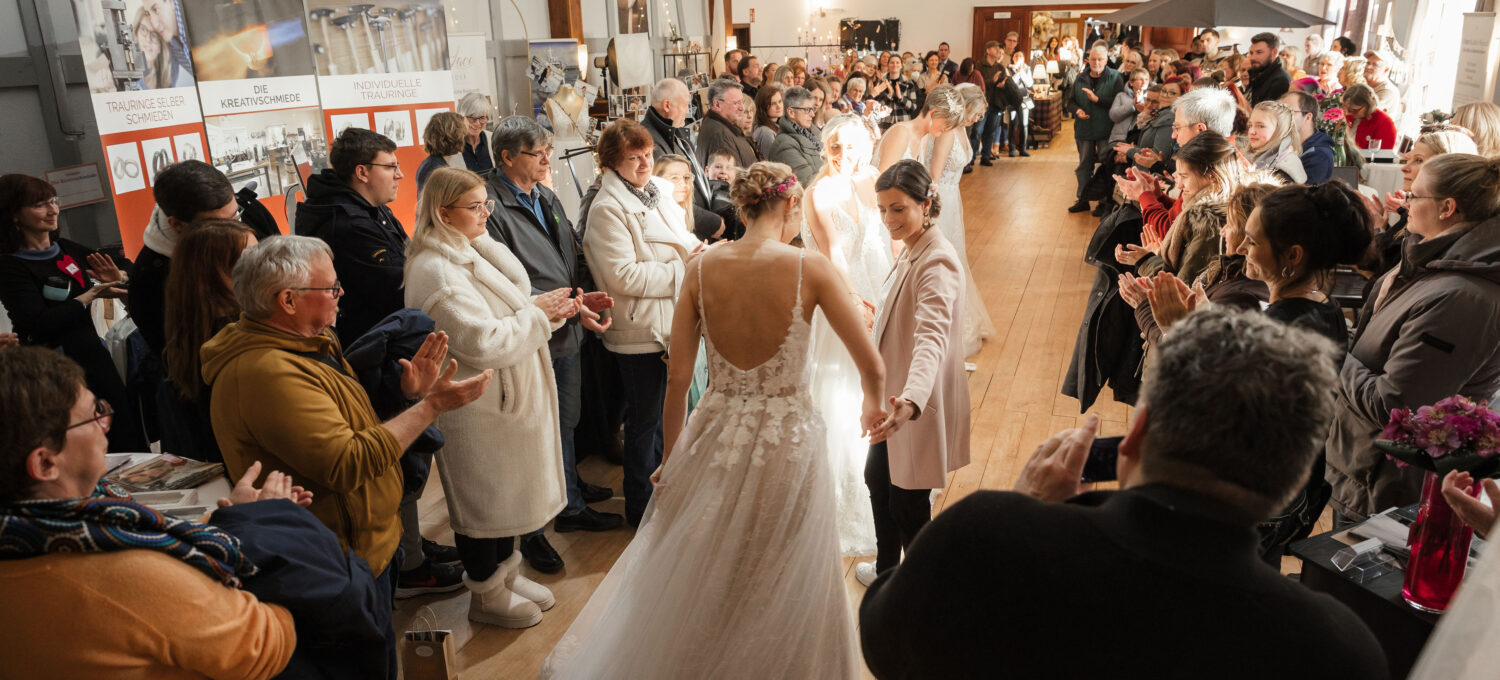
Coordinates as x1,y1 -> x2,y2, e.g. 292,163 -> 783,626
1375,395 -> 1500,612
1313,90 -> 1350,165
1419,109 -> 1453,128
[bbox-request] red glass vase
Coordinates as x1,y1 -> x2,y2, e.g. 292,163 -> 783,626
1402,471 -> 1480,612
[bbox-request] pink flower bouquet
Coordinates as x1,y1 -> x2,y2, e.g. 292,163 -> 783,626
1377,395 -> 1500,476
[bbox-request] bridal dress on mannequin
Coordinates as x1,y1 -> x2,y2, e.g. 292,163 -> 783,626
922,132 -> 994,358
543,87 -> 597,221
540,251 -> 859,680
801,177 -> 891,557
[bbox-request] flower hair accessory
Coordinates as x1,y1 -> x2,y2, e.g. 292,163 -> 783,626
759,175 -> 798,202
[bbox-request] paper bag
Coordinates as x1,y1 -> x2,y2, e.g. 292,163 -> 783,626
401,607 -> 457,680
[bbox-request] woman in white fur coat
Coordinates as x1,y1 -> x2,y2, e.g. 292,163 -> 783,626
581,119 -> 702,528
403,167 -> 587,630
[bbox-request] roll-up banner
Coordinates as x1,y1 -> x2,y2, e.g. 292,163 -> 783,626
185,0 -> 328,234
73,0 -> 208,257
305,0 -> 454,233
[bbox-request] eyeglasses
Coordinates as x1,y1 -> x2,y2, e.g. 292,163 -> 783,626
1406,194 -> 1445,203
363,162 -> 401,172
623,153 -> 653,165
293,281 -> 344,296
31,198 -> 60,209
788,106 -> 816,113
67,399 -> 113,433
517,146 -> 555,159
446,199 -> 496,213
466,115 -> 490,123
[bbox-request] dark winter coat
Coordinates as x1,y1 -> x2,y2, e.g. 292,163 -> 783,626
294,169 -> 409,347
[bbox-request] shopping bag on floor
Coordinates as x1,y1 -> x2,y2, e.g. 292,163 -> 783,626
401,607 -> 457,680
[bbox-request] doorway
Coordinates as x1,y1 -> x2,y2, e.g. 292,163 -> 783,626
971,4 -> 1134,63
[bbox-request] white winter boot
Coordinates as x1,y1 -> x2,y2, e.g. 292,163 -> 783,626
464,557 -> 542,629
500,551 -> 556,611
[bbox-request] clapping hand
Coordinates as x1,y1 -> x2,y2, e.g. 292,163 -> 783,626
534,287 -> 578,322
1134,148 -> 1160,169
400,331 -> 450,400
1112,166 -> 1156,202
1081,87 -> 1098,103
577,289 -> 613,313
1140,223 -> 1163,253
218,461 -> 314,508
1442,470 -> 1500,537
85,252 -> 124,285
425,362 -> 493,414
1114,243 -> 1153,266
1117,272 -> 1151,309
1013,414 -> 1099,503
577,298 -> 612,333
1145,271 -> 1205,329
1384,190 -> 1407,215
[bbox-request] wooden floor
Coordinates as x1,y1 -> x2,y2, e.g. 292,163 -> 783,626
391,121 -> 1314,677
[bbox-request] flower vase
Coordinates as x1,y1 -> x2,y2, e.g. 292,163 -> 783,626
1402,471 -> 1480,612
1333,131 -> 1347,166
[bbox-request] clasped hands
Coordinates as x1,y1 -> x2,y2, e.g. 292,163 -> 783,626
535,287 -> 614,332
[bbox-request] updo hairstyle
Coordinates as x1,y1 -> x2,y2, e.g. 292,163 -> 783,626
875,159 -> 941,224
730,161 -> 805,221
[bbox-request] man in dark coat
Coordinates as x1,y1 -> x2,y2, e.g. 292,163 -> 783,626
1069,45 -> 1123,213
294,128 -> 408,348
694,78 -> 758,169
862,307 -> 1389,680
486,116 -> 626,575
1247,32 -> 1292,105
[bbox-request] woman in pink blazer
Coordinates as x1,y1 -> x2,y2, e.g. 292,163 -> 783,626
857,159 -> 972,586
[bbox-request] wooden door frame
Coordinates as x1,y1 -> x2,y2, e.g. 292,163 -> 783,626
971,3 -> 1136,63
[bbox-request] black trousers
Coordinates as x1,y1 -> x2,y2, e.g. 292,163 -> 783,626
865,441 -> 933,572
454,534 -> 516,581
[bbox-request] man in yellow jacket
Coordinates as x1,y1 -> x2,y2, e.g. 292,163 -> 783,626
203,235 -> 491,578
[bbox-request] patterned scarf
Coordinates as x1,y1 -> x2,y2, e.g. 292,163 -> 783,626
787,118 -> 819,146
0,484 -> 257,587
619,171 -> 660,209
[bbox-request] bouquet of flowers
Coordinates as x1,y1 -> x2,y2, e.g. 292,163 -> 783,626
1375,395 -> 1500,477
1420,109 -> 1453,128
1314,90 -> 1349,164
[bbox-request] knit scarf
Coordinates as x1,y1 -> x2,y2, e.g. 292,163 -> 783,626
619,171 -> 660,209
787,118 -> 819,146
0,484 -> 258,587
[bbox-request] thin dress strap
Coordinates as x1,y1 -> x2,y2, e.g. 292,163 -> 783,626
793,249 -> 805,316
696,249 -> 709,340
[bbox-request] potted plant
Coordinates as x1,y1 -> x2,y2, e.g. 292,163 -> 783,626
1375,395 -> 1500,612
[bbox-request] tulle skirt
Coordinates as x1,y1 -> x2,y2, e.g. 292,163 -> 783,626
807,308 -> 879,556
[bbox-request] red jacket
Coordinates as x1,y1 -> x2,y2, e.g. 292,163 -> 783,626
1354,110 -> 1397,150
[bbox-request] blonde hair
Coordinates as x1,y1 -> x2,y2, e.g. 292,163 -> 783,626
730,161 -> 804,221
819,114 -> 875,169
1452,102 -> 1500,157
1339,58 -> 1366,87
1250,101 -> 1302,156
1422,153 -> 1500,221
954,83 -> 986,122
1417,127 -> 1479,156
918,84 -> 965,127
407,167 -> 484,268
652,154 -> 695,234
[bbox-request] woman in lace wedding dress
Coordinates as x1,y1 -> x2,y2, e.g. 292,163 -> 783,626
802,114 -> 892,556
922,120 -> 996,359
540,162 -> 886,680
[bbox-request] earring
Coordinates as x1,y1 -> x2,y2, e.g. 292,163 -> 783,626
1280,264 -> 1294,280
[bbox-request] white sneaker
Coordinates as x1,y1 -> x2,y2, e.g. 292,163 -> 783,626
855,561 -> 879,587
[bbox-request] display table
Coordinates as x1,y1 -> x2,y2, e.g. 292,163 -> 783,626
1290,509 -> 1438,680
108,453 -> 232,518
1031,92 -> 1063,148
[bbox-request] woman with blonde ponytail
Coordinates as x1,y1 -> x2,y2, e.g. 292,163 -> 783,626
876,84 -> 965,172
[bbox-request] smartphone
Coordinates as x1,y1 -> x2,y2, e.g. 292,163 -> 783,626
1080,436 -> 1124,483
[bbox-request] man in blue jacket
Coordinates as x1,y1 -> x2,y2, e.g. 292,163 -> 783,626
1282,91 -> 1335,184
1069,45 -> 1123,214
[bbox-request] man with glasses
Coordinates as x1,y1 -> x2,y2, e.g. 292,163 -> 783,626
295,127 -> 407,347
695,78 -> 759,169
769,86 -> 824,185
130,160 -> 238,355
644,78 -> 711,202
1280,90 -> 1335,183
485,116 -> 625,574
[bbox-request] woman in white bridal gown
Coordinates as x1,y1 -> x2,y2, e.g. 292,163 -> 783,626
921,89 -> 996,359
802,113 -> 892,556
540,162 -> 886,680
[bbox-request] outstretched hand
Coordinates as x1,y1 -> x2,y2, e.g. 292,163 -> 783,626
1013,414 -> 1099,503
218,461 -> 315,508
1442,470 -> 1500,538
85,252 -> 124,284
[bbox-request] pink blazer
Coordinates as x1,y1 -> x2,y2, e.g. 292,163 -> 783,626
874,227 -> 972,489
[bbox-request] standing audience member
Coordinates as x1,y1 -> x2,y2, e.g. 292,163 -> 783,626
1451,102 -> 1500,157
1246,101 -> 1307,184
975,41 -> 1007,166
1110,69 -> 1151,147
404,167 -> 579,628
1338,58 -> 1367,90
457,92 -> 495,174
915,51 -> 948,97
416,111 -> 468,192
936,42 -> 959,80
1115,131 -> 1242,287
131,160 -> 238,354
875,55 -> 918,129
295,127 -> 409,347
1361,127 -> 1478,284
751,84 -> 785,160
859,307 -> 1388,679
162,220 -> 257,462
1068,46 -> 1124,214
723,49 -> 744,81
696,78 -> 758,169
738,55 -> 763,99
1297,52 -> 1344,95
0,174 -> 145,452
854,159 -> 971,587
1246,32 -> 1291,105
656,155 -> 724,242
1303,34 -> 1325,74
1280,90 -> 1335,184
1343,84 -> 1397,151
0,347 -> 298,679
1005,48 -> 1034,158
1327,154 -> 1500,522
1362,51 -> 1403,116
583,120 -> 701,528
1333,36 -> 1359,57
484,116 -> 625,575
770,86 -> 826,186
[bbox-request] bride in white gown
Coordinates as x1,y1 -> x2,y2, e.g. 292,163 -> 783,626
802,114 -> 892,556
921,90 -> 996,358
540,162 -> 886,680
